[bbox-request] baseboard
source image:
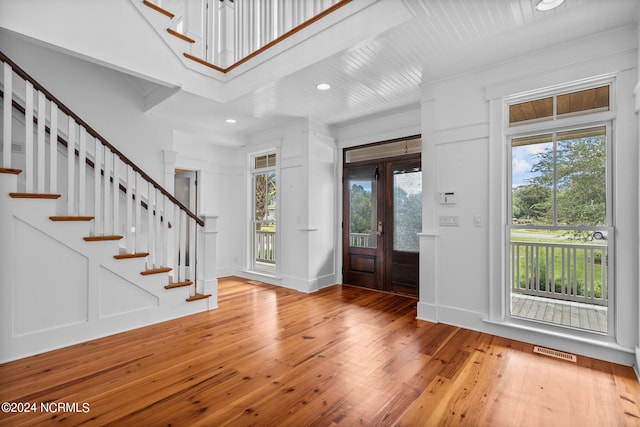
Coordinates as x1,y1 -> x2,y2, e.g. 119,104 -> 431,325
415,302 -> 636,367
635,346 -> 640,381
416,301 -> 438,323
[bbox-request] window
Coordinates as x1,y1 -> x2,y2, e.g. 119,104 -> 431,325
509,85 -> 609,126
507,84 -> 612,334
251,152 -> 277,273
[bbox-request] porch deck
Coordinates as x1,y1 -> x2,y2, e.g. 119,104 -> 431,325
511,293 -> 607,333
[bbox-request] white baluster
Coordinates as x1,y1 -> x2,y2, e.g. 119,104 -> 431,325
135,172 -> 142,253
126,165 -> 134,253
154,188 -> 161,266
103,149 -> 112,235
2,62 -> 12,168
49,104 -> 58,194
163,194 -> 170,270
24,81 -> 33,192
147,182 -> 154,266
179,209 -> 187,282
36,91 -> 46,193
173,204 -> 181,282
78,128 -> 86,215
112,154 -> 120,237
188,215 -> 196,280
67,119 -> 76,215
93,142 -> 102,235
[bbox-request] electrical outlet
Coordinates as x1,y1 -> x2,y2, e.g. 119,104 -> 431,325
439,215 -> 459,226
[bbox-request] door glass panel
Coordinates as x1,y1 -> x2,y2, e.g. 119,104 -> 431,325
393,169 -> 422,252
348,178 -> 377,248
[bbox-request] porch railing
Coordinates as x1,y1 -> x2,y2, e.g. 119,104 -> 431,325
349,232 -> 371,248
255,230 -> 275,264
510,240 -> 608,306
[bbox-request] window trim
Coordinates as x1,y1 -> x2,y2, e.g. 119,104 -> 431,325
505,98 -> 615,336
247,147 -> 280,277
504,75 -> 616,135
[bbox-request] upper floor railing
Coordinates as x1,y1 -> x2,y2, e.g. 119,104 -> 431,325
144,0 -> 350,70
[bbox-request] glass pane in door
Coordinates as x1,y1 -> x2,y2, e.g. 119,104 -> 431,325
393,169 -> 421,252
348,178 -> 377,248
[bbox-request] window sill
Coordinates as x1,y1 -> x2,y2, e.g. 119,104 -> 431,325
483,317 -> 632,355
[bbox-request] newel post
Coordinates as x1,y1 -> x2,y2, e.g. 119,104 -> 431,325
198,215 -> 219,310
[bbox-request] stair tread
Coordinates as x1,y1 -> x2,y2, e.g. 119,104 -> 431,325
141,267 -> 172,275
10,192 -> 61,199
50,216 -> 94,221
0,168 -> 22,175
143,0 -> 175,18
114,252 -> 149,260
186,293 -> 211,302
83,235 -> 124,242
165,280 -> 193,289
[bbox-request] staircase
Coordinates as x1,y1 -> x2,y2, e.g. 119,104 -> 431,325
0,51 -> 214,363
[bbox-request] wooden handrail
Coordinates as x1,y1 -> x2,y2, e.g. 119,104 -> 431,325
0,50 -> 203,226
1,89 -> 173,224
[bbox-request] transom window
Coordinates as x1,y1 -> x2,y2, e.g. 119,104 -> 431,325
509,85 -> 610,126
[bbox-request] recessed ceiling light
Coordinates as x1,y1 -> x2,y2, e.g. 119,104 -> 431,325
316,83 -> 331,91
535,0 -> 565,11
225,118 -> 237,124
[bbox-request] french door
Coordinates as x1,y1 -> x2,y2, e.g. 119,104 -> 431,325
342,154 -> 421,296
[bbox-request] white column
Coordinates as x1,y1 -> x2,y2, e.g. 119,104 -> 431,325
198,215 -> 218,309
417,83 -> 439,323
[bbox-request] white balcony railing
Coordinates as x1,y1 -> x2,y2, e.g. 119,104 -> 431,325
146,0 -> 346,68
510,240 -> 608,306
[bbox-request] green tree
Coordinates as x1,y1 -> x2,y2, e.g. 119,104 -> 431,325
528,132 -> 606,227
512,184 -> 552,222
350,184 -> 372,233
393,186 -> 421,251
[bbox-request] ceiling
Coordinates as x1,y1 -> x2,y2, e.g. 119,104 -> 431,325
143,0 -> 640,145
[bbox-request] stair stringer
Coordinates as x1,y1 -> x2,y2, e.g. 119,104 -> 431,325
0,176 -> 211,363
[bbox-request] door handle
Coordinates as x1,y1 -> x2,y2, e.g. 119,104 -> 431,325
377,220 -> 383,236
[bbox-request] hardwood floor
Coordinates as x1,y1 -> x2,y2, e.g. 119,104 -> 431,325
1,276 -> 639,426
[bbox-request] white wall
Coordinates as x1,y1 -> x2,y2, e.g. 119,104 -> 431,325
237,119 -> 338,292
172,134 -> 242,278
0,33 -> 171,185
418,25 -> 639,366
